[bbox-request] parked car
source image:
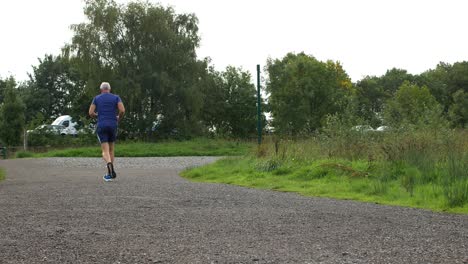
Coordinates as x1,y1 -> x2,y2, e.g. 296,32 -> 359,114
27,125 -> 66,135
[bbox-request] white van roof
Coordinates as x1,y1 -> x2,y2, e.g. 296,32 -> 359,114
51,115 -> 72,125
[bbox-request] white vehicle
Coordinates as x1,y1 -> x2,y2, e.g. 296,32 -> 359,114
51,115 -> 78,136
27,125 -> 66,135
375,126 -> 390,132
351,125 -> 374,133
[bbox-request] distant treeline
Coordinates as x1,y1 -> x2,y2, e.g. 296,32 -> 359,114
0,0 -> 467,145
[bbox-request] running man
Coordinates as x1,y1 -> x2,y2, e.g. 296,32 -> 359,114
88,82 -> 125,182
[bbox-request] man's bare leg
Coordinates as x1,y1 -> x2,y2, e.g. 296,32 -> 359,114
101,143 -> 111,163
108,142 -> 117,178
101,142 -> 114,179
109,142 -> 115,163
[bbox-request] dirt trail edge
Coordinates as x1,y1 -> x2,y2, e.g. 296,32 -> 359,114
0,158 -> 467,263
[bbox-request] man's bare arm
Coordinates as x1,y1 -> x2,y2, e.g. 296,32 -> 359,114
89,104 -> 97,118
117,102 -> 125,121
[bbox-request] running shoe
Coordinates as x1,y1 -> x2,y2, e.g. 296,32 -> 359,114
107,163 -> 117,179
103,174 -> 113,182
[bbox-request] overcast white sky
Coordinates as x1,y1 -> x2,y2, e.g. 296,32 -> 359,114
1,0 -> 468,82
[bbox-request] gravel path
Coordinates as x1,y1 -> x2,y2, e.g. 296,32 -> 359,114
0,158 -> 467,263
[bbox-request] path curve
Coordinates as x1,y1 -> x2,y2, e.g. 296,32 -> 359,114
0,158 -> 467,263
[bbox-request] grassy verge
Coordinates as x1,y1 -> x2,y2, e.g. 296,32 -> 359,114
0,168 -> 5,181
182,157 -> 468,214
182,130 -> 468,214
17,138 -> 252,158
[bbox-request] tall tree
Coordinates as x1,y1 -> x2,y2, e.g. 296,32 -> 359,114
0,78 -> 25,146
448,89 -> 468,128
266,52 -> 352,135
384,81 -> 446,128
201,66 -> 261,137
69,0 -> 205,138
354,76 -> 386,127
354,68 -> 414,126
417,63 -> 450,111
199,66 -> 225,134
379,68 -> 414,96
418,61 -> 468,113
0,76 -> 11,105
20,54 -> 83,123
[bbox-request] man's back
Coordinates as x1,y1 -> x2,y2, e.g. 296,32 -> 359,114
92,93 -> 122,127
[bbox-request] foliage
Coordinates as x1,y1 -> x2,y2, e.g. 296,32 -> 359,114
378,68 -> 415,95
448,90 -> 468,128
419,61 -> 468,125
20,54 -> 84,123
266,52 -> 352,135
0,78 -> 7,105
384,81 -> 447,128
0,77 -> 25,146
354,77 -> 386,127
353,68 -> 414,126
201,66 -> 264,138
68,0 -> 206,139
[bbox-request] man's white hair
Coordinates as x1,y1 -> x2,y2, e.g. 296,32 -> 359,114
100,82 -> 111,90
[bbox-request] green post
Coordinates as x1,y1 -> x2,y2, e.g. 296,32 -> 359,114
257,64 -> 262,145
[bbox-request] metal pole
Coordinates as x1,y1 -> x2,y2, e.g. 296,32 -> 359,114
23,128 -> 27,151
257,64 -> 262,145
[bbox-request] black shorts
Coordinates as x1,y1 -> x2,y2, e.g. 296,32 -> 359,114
96,126 -> 117,143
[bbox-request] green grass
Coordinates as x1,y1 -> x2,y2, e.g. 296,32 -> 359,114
0,168 -> 5,181
181,156 -> 468,214
20,138 -> 252,158
15,151 -> 34,158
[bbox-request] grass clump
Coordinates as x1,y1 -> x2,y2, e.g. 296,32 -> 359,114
16,151 -> 35,158
0,168 -> 5,181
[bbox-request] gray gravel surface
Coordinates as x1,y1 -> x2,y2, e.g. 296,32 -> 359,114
43,157 -> 221,170
0,157 -> 467,264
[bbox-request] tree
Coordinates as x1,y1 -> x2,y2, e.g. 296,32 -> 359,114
20,54 -> 84,124
266,52 -> 352,135
448,90 -> 468,128
354,76 -> 386,127
0,78 -> 25,146
68,0 -> 205,138
418,61 -> 468,114
417,63 -> 450,111
379,68 -> 414,96
353,68 -> 414,127
384,81 -> 446,128
201,66 -> 260,138
447,62 -> 468,95
0,77 -> 7,105
199,66 -> 225,134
